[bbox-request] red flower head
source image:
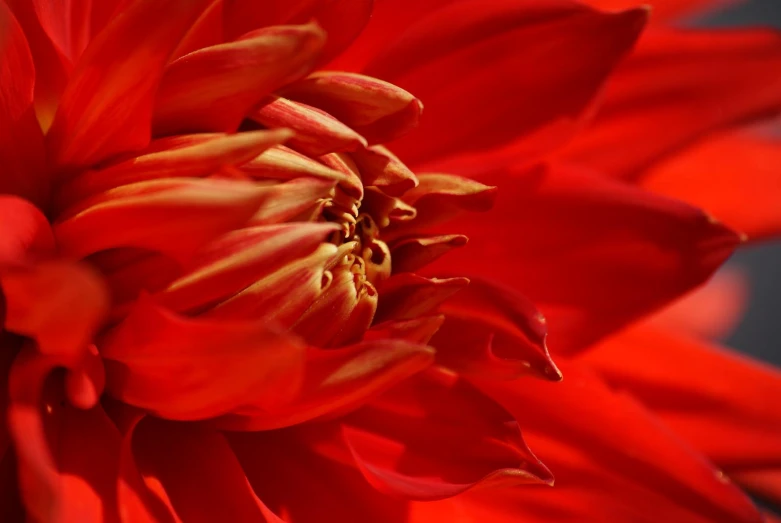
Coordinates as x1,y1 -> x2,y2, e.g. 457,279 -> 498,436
0,0 -> 779,522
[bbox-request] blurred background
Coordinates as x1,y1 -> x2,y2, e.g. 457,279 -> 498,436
693,0 -> 781,366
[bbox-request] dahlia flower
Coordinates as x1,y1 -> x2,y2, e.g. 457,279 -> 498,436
0,0 -> 779,522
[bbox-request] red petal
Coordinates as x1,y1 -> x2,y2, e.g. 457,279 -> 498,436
128,417 -> 279,522
280,72 -> 423,144
643,132 -> 781,241
561,28 -> 781,179
252,96 -> 367,156
101,297 -> 305,420
468,362 -> 765,523
432,277 -> 561,381
428,163 -> 741,353
7,350 -> 121,523
0,2 -> 47,205
391,234 -> 468,274
0,196 -> 54,267
153,23 -> 325,135
227,428 -> 407,523
26,0 -> 91,63
350,145 -> 419,196
361,0 -> 647,168
375,273 -> 469,322
583,0 -> 738,22
1,262 -> 108,362
58,129 -> 292,207
54,178 -> 270,262
213,339 -> 435,431
579,324 -> 781,500
340,367 -> 553,500
47,0 -> 213,167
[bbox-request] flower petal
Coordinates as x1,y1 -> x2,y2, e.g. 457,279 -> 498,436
583,0 -> 735,22
0,2 -> 47,205
153,23 -> 326,135
469,362 -> 765,523
241,145 -> 350,183
561,28 -> 781,179
46,0 -> 213,167
431,277 -> 561,381
375,273 -> 469,322
360,0 -> 647,168
101,297 -> 305,420
54,178 -> 270,262
391,234 -> 468,274
213,339 -> 435,431
339,367 -> 553,500
427,163 -> 741,353
0,196 -> 54,267
642,132 -> 781,241
350,145 -> 419,196
280,72 -> 423,144
578,324 -> 781,503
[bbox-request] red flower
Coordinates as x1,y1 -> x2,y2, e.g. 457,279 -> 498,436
0,0 -> 778,522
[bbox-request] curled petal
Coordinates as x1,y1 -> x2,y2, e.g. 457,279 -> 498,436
281,72 -> 423,144
252,96 -> 367,156
58,129 -> 293,207
154,23 -> 326,135
349,145 -> 419,196
391,234 -> 468,274
47,0 -> 213,167
375,273 -> 469,322
241,145 -> 349,183
432,277 -> 561,381
214,340 -> 435,431
246,177 -> 337,225
101,297 -> 306,420
340,367 -> 553,500
54,178 -> 271,262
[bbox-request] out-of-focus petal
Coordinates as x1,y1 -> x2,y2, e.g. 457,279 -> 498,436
227,428 -> 408,523
642,132 -> 781,241
582,0 -> 739,22
338,367 -> 553,500
0,2 -> 47,205
126,417 -> 279,522
465,362 -> 765,523
0,196 -> 54,267
359,0 -> 647,168
426,163 -> 740,353
7,350 -> 121,523
560,28 -> 781,179
578,324 -> 781,503
154,23 -> 326,135
46,0 -> 213,167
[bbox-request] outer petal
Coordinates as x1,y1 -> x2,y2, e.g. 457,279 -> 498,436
427,163 -> 741,353
560,28 -> 781,179
337,367 -> 554,501
578,324 -> 781,503
642,132 -> 781,241
46,0 -> 213,167
0,3 -> 47,205
359,0 -> 647,168
0,196 -> 54,267
153,23 -> 326,135
582,0 -> 738,22
466,362 -> 765,523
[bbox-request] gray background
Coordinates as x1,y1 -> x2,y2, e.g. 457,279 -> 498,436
694,0 -> 781,366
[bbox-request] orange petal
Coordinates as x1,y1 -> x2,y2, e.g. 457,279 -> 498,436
643,131 -> 781,241
214,340 -> 435,431
561,28 -> 781,179
47,0 -> 213,167
101,297 -> 305,420
350,145 -> 419,196
54,178 -> 270,262
241,144 -> 349,183
281,72 -> 423,144
427,163 -> 741,353
432,277 -> 561,381
339,367 -> 553,500
153,23 -> 325,135
58,129 -> 292,207
252,96 -> 367,156
0,3 -> 47,206
360,0 -> 646,169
